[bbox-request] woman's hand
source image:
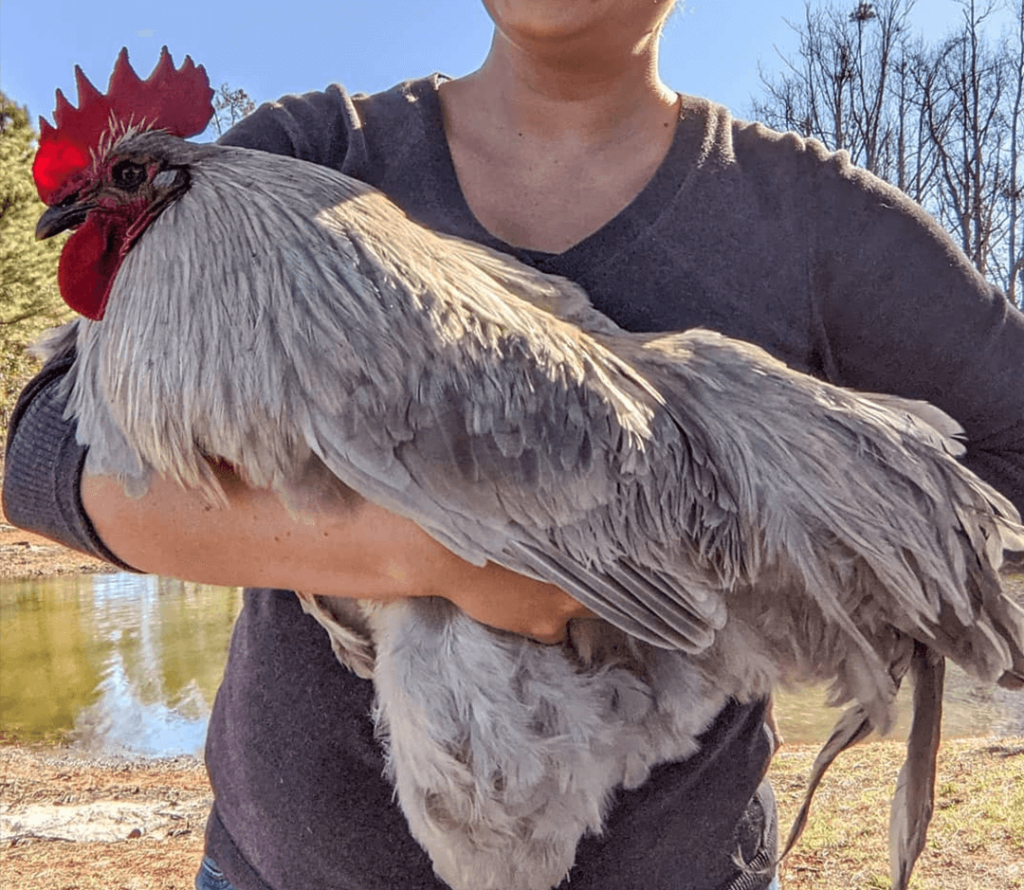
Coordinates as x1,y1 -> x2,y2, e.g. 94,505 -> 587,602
438,560 -> 593,644
81,463 -> 590,643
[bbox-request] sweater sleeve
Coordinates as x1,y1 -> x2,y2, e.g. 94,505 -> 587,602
1,85 -> 369,562
794,139 -> 1024,516
3,344 -> 136,569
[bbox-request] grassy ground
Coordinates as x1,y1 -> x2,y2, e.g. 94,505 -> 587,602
772,737 -> 1024,889
2,736 -> 1022,889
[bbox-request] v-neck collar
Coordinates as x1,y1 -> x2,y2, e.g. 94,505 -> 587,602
418,75 -> 708,280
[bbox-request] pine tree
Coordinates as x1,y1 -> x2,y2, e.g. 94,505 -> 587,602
1,93 -> 68,329
1,93 -> 72,446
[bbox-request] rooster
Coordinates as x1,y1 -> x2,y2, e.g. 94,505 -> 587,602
32,48 -> 1024,890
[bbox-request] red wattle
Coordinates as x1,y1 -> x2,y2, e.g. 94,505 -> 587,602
58,216 -> 122,321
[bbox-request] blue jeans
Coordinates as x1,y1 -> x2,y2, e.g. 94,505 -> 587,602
195,857 -> 781,889
195,857 -> 238,890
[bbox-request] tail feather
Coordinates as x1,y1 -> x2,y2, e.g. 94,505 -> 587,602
779,704 -> 875,862
889,644 -> 944,890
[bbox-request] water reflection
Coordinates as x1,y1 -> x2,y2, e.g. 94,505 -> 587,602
1,573 -> 1021,757
774,663 -> 1024,745
0,573 -> 242,756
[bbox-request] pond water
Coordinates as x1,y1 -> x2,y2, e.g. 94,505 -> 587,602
1,573 -> 1022,756
0,573 -> 243,756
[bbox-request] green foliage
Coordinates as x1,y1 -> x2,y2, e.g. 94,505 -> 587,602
0,93 -> 69,331
0,92 -> 72,452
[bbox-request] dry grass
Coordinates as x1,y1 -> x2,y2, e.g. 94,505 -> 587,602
772,737 -> 1024,890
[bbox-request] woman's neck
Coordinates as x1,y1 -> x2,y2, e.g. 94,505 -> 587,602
462,28 -> 677,147
437,32 -> 680,253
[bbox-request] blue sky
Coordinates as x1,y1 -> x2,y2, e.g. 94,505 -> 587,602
1,0 -> 1014,132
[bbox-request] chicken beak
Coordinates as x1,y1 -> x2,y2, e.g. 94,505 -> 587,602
37,201 -> 92,240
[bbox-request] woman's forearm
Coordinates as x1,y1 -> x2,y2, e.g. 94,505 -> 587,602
80,465 -> 588,642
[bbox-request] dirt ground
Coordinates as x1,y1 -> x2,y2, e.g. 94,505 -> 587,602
0,746 -> 210,890
1,517 -> 113,581
1,738 -> 1022,890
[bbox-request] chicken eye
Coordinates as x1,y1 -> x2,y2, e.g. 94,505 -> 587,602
111,160 -> 148,191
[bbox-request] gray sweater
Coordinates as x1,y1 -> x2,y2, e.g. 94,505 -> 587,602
5,75 -> 1024,890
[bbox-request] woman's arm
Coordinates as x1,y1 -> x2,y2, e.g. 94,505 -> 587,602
80,465 -> 589,643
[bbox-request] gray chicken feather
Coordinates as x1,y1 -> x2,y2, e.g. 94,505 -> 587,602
48,131 -> 1024,890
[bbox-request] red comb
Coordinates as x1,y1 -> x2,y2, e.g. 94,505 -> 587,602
33,47 -> 214,205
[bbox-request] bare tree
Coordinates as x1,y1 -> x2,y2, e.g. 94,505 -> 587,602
888,38 -> 941,201
920,0 -> 1011,284
752,0 -> 917,180
751,0 -> 1023,307
1006,0 -> 1024,304
210,84 -> 257,138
